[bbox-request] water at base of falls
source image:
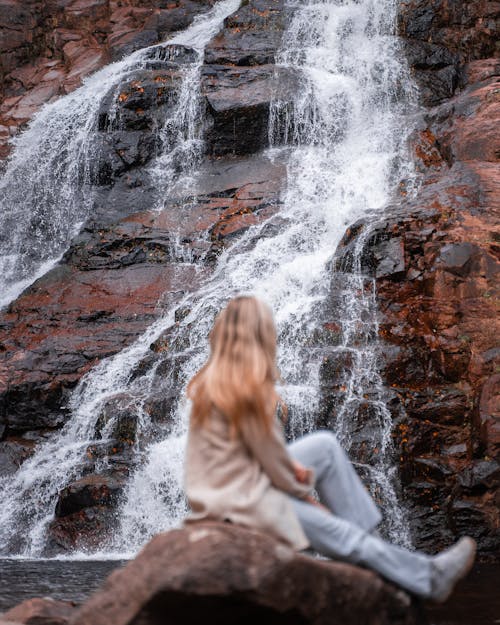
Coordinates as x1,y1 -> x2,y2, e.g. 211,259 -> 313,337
1,0 -> 419,557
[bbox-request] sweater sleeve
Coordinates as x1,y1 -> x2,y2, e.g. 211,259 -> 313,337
240,416 -> 314,499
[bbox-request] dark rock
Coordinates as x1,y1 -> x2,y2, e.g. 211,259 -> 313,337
55,475 -> 124,518
457,459 -> 500,493
373,237 -> 406,279
71,522 -> 424,625
95,395 -> 139,443
204,0 -> 288,67
0,439 -> 35,476
202,66 -> 298,155
436,243 -> 476,277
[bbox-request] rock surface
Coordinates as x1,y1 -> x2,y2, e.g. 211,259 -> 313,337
70,522 -> 424,625
2,597 -> 76,625
0,0 -> 498,560
321,0 -> 500,558
0,0 -> 215,158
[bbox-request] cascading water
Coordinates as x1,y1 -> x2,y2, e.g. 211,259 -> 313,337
0,0 -> 242,556
0,0 -> 239,309
113,0 -> 419,551
0,0 -> 418,557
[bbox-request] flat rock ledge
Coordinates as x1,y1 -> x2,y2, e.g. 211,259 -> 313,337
68,522 -> 424,625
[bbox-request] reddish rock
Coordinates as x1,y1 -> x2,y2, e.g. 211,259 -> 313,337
70,522 -> 424,625
0,152 -> 285,442
2,597 -> 76,625
327,17 -> 500,557
0,0 -> 215,157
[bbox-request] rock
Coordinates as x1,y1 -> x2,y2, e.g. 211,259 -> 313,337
54,475 -> 124,518
48,475 -> 125,553
201,0 -> 297,156
479,374 -> 500,458
2,597 -> 76,625
71,522 -> 423,625
0,0 -> 215,157
0,439 -> 35,476
204,0 -> 288,67
203,66 -> 298,155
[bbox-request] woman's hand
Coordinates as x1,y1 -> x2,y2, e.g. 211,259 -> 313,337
304,494 -> 330,513
292,460 -> 312,484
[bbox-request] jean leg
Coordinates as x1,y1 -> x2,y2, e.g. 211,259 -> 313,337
292,498 -> 432,597
288,431 -> 382,531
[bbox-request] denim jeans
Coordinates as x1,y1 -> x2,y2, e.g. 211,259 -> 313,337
288,431 -> 432,597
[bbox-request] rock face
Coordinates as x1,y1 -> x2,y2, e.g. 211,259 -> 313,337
320,0 -> 499,558
0,0 -> 498,561
2,597 -> 76,625
70,522 -> 424,625
0,0 -> 291,552
0,0 -> 214,158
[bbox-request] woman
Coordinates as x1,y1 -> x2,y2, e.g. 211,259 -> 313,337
184,295 -> 476,602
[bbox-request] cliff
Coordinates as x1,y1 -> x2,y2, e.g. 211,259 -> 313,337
0,0 -> 498,558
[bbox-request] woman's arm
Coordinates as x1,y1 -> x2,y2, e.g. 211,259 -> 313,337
240,416 -> 314,499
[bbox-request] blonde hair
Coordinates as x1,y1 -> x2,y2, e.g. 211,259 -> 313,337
187,296 -> 286,433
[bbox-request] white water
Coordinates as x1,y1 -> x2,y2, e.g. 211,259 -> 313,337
0,0 -> 240,309
114,0 -> 418,551
0,0 -> 241,556
1,0 -> 418,556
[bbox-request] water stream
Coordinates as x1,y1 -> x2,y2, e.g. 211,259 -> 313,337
0,0 -> 240,309
1,0 -> 418,557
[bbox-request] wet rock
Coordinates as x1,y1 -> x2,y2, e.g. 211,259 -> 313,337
205,0 -> 289,67
479,374 -> 500,458
71,522 -> 423,625
201,0 -> 296,156
55,475 -> 124,518
95,395 -> 139,443
398,0 -> 499,105
46,474 -> 125,553
0,152 -> 285,464
203,66 -> 297,155
457,459 -> 500,493
2,597 -> 76,625
0,0 -> 215,157
0,439 -> 35,476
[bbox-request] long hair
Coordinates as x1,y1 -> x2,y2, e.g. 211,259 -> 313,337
187,296 -> 286,433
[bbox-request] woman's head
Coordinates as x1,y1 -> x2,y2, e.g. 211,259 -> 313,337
187,296 -> 284,431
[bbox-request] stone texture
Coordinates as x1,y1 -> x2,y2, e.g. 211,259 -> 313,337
323,5 -> 500,558
2,597 -> 76,625
70,522 -> 424,625
0,0 -> 215,158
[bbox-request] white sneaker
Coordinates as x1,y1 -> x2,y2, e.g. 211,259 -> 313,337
430,536 -> 476,603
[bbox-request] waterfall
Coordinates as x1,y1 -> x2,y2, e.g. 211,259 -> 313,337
0,0 -> 240,309
0,0 -> 242,556
113,0 -> 418,551
0,0 -> 418,557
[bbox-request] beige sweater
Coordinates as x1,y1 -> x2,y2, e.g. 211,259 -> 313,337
184,408 -> 314,550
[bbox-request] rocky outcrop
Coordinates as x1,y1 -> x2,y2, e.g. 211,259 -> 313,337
70,522 -> 424,625
1,597 -> 76,625
398,0 -> 499,106
320,1 -> 499,558
0,0 -> 291,549
0,0 -> 215,159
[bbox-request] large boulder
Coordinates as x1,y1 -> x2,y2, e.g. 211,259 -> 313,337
70,522 -> 424,625
2,597 -> 76,625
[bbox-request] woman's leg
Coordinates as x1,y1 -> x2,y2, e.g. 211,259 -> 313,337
288,431 -> 382,532
292,497 -> 433,597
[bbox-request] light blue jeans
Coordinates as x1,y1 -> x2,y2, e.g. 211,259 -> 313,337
288,431 -> 432,597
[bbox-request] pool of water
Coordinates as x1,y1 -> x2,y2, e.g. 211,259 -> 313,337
0,559 -> 498,623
